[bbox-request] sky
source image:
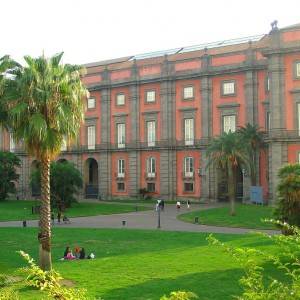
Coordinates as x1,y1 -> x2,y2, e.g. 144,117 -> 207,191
1,0 -> 299,65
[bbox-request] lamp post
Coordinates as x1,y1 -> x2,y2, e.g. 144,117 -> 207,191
242,168 -> 246,203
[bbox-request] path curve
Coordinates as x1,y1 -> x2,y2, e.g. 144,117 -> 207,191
0,203 -> 279,235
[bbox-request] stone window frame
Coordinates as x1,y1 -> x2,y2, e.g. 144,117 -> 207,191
145,89 -> 157,104
117,158 -> 125,177
183,182 -> 194,193
217,104 -> 239,134
113,115 -> 127,147
116,92 -> 126,106
182,85 -> 195,101
265,74 -> 270,93
221,80 -> 237,97
85,117 -> 97,150
293,92 -> 300,135
147,182 -> 156,192
87,96 -> 96,110
180,109 -> 196,145
143,112 -> 158,146
293,60 -> 300,80
183,156 -> 194,177
117,182 -> 125,192
297,151 -> 300,164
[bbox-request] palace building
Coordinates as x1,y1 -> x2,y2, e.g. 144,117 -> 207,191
1,22 -> 300,202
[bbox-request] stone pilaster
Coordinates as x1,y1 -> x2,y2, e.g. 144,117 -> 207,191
99,73 -> 111,199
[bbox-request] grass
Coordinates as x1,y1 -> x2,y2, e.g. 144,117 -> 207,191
0,227 -> 280,300
178,203 -> 276,229
0,200 -> 149,222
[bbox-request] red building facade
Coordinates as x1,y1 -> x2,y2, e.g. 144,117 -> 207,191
1,23 -> 300,202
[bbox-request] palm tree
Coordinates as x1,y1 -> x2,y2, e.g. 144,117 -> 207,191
207,132 -> 248,215
7,53 -> 88,270
237,123 -> 264,186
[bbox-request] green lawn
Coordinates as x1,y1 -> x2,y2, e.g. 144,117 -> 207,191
178,204 -> 276,229
0,227 -> 280,300
0,200 -> 149,221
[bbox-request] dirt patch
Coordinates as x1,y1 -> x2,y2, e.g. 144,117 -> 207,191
59,279 -> 75,287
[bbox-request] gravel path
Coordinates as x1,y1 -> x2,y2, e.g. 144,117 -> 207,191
0,203 -> 279,235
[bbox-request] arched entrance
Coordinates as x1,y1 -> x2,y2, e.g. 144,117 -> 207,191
57,158 -> 67,163
217,166 -> 243,202
84,158 -> 99,198
31,160 -> 41,197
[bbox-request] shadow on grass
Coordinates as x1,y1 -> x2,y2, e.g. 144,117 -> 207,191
99,268 -> 244,300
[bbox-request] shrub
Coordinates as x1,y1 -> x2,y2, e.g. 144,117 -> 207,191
160,291 -> 198,300
0,151 -> 20,200
18,251 -> 91,300
207,221 -> 300,300
274,164 -> 300,228
0,288 -> 19,300
0,273 -> 15,287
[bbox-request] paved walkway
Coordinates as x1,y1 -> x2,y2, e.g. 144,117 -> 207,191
0,203 -> 279,235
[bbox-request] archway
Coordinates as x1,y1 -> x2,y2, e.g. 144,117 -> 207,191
84,158 -> 99,198
57,158 -> 67,164
217,166 -> 243,202
31,160 -> 41,197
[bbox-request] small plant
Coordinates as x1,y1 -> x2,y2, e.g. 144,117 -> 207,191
0,288 -> 20,300
207,221 -> 300,300
160,291 -> 198,300
18,251 -> 91,300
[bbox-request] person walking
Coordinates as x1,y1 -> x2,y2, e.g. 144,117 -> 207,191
187,200 -> 190,210
176,201 -> 181,211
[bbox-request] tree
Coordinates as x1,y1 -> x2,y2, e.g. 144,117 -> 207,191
0,55 -> 20,129
237,123 -> 264,186
206,132 -> 248,215
7,53 -> 88,270
31,161 -> 83,211
0,151 -> 20,200
274,163 -> 300,228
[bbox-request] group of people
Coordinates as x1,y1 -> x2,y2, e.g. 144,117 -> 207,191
63,246 -> 95,260
51,212 -> 70,225
155,199 -> 165,211
155,199 -> 191,211
176,200 -> 190,210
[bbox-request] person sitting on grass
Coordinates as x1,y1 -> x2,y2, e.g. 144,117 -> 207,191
79,248 -> 86,259
65,249 -> 76,260
63,246 -> 70,258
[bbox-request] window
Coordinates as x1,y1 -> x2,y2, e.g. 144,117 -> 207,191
223,115 -> 236,133
116,93 -> 125,106
266,76 -> 270,92
222,81 -> 235,95
296,62 -> 300,78
61,136 -> 67,151
146,90 -> 156,103
9,133 -> 15,152
184,118 -> 194,145
117,159 -> 125,178
87,97 -> 96,109
147,182 -> 155,192
184,182 -> 194,192
184,157 -> 194,177
117,182 -> 125,191
87,126 -> 95,150
183,86 -> 194,99
117,123 -> 125,148
147,121 -> 156,146
266,112 -> 271,132
147,157 -> 156,177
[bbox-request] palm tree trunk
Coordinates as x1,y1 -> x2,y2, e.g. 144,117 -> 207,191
228,166 -> 236,216
38,156 -> 52,270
